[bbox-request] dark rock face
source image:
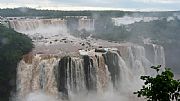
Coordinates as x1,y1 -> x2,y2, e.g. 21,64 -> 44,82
83,55 -> 97,91
103,51 -> 120,89
95,48 -> 106,53
56,56 -> 70,99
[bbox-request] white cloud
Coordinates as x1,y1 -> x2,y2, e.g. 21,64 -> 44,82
13,0 -> 51,4
0,0 -> 113,9
0,2 -> 127,10
0,0 -> 178,11
0,2 -> 174,11
133,0 -> 180,3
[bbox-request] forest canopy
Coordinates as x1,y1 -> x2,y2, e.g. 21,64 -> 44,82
0,24 -> 33,101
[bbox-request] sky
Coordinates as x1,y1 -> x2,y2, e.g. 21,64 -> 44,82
0,0 -> 180,11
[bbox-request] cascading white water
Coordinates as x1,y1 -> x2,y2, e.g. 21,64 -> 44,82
78,19 -> 95,31
64,57 -> 86,94
16,54 -> 60,101
153,44 -> 165,67
9,18 -> 95,37
16,44 -> 166,101
9,19 -> 68,37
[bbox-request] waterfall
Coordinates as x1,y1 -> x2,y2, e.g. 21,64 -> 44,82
16,44 -> 166,101
56,56 -> 87,99
9,18 -> 95,37
78,19 -> 95,31
16,54 -> 60,100
9,19 -> 68,38
153,44 -> 165,67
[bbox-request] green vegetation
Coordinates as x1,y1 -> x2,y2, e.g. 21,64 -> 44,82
0,24 -> 33,101
134,65 -> 180,101
93,16 -> 129,42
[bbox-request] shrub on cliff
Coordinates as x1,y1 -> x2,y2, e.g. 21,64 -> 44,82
0,24 -> 33,101
134,65 -> 180,101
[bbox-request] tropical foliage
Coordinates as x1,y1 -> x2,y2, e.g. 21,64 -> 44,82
134,65 -> 180,101
0,24 -> 33,101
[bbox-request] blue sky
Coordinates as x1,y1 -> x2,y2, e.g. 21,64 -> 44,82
0,0 -> 180,11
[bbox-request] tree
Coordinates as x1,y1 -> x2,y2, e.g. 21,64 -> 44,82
0,24 -> 33,101
134,65 -> 180,101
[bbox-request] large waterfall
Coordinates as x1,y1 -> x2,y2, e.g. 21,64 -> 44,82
9,18 -> 166,101
9,18 -> 95,37
10,19 -> 68,36
16,44 -> 165,101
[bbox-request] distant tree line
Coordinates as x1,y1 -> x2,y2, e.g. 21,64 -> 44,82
0,7 -> 128,18
0,7 -> 179,18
